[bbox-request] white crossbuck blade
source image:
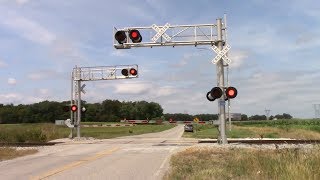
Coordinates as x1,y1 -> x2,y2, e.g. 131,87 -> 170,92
211,44 -> 231,64
151,23 -> 171,42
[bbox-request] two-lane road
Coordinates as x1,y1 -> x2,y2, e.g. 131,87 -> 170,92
0,124 -> 196,180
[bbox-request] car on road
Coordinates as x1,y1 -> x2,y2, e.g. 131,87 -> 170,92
184,124 -> 194,132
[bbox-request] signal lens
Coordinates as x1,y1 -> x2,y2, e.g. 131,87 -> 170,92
226,87 -> 238,99
121,69 -> 129,76
129,68 -> 137,76
131,31 -> 138,38
228,89 -> 235,96
115,31 -> 127,44
71,105 -> 78,112
129,30 -> 142,43
210,87 -> 223,99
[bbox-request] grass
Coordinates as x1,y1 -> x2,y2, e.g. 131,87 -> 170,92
165,146 -> 320,180
80,124 -> 175,139
0,123 -> 69,143
0,123 -> 175,143
183,124 -> 255,139
0,147 -> 38,161
183,119 -> 320,139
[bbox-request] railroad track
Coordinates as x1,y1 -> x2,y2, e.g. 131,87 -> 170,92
198,139 -> 320,144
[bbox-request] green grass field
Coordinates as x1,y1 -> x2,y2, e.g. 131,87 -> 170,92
165,146 -> 320,180
0,123 -> 175,143
183,119 -> 320,139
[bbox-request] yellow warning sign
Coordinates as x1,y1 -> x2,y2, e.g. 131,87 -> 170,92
193,117 -> 199,123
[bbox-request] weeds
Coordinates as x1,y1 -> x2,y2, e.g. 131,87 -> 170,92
0,147 -> 38,161
165,146 -> 320,180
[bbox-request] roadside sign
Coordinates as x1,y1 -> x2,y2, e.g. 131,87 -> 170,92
193,117 -> 199,123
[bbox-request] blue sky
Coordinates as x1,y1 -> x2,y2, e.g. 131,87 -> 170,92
0,0 -> 319,118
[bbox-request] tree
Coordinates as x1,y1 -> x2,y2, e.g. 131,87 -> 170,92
283,113 -> 293,119
241,114 -> 248,121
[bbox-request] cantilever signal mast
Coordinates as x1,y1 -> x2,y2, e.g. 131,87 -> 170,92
70,65 -> 138,138
113,15 -> 235,144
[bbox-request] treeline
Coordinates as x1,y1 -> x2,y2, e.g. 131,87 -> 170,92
0,100 -> 163,124
164,114 -> 218,121
0,99 -> 294,124
165,113 -> 293,121
243,113 -> 293,121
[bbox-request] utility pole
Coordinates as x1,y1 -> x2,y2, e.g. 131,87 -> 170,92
77,80 -> 81,138
216,18 -> 227,144
314,104 -> 320,119
265,109 -> 271,120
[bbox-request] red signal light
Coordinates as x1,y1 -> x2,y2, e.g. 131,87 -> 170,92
71,105 -> 78,112
129,68 -> 137,76
129,30 -> 142,43
226,87 -> 238,99
131,31 -> 138,38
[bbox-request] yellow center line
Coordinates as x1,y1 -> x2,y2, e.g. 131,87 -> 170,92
30,147 -> 119,180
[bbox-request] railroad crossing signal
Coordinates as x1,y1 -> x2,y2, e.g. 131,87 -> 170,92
207,86 -> 238,101
114,30 -> 142,44
121,68 -> 138,77
151,23 -> 171,42
212,44 -> 231,64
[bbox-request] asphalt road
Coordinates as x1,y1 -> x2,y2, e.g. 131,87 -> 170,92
0,124 -> 196,180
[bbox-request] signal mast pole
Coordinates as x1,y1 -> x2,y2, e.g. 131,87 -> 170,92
216,18 -> 227,144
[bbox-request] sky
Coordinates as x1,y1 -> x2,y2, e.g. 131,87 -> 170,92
0,0 -> 319,118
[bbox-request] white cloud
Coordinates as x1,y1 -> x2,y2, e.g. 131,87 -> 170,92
154,86 -> 177,97
0,93 -> 43,105
114,82 -> 152,95
0,10 -> 56,45
38,88 -> 49,95
229,50 -> 249,69
7,78 -> 17,85
27,70 -> 58,80
110,50 -> 129,57
0,60 -> 7,68
16,0 -> 30,5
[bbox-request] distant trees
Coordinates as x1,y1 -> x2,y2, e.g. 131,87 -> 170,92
274,113 -> 293,120
164,113 -> 218,121
247,113 -> 293,121
0,100 -> 163,124
241,114 -> 248,121
0,99 -> 294,124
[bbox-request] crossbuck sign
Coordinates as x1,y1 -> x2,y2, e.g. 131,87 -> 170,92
151,23 -> 171,42
211,44 -> 231,64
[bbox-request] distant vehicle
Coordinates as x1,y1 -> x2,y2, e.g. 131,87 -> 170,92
184,124 -> 194,132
